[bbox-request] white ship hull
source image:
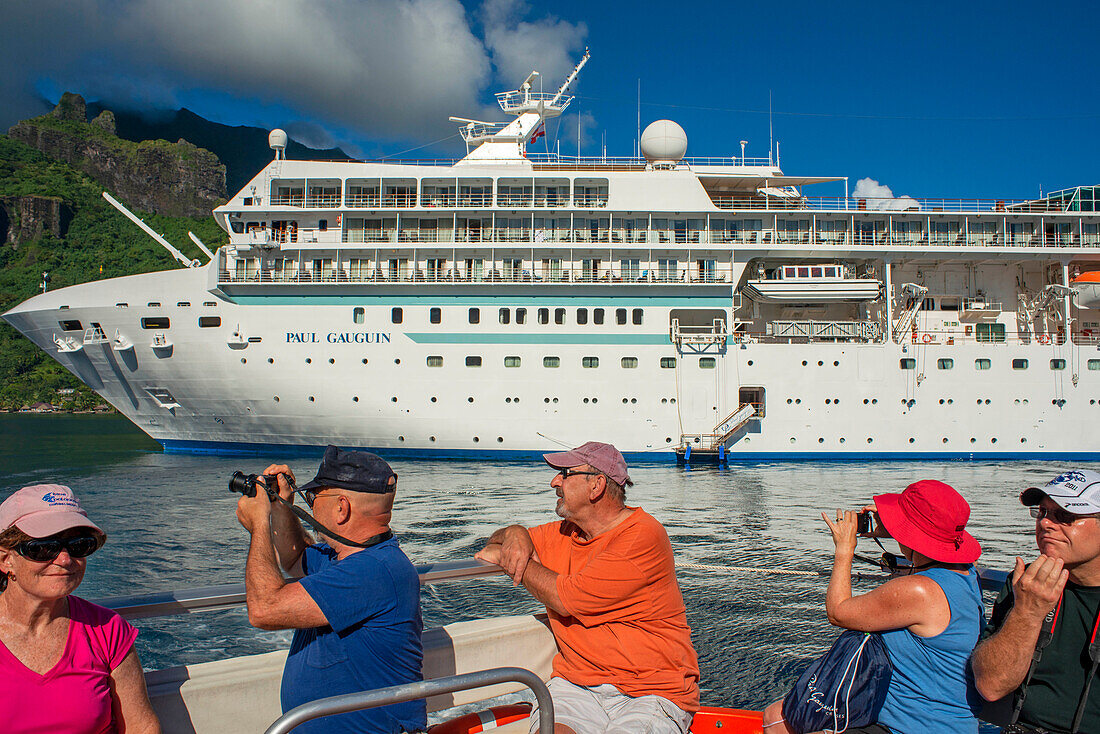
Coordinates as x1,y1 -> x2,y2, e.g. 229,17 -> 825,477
6,261 -> 1097,460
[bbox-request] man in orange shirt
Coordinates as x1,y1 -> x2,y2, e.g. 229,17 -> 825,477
476,441 -> 700,734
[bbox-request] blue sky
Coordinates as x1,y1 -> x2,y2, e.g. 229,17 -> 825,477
3,0 -> 1099,200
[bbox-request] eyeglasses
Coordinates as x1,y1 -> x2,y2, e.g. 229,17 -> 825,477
300,489 -> 337,508
14,533 -> 99,563
1031,505 -> 1100,525
557,468 -> 602,481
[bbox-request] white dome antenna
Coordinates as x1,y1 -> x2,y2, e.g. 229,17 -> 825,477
269,129 -> 288,160
640,120 -> 687,168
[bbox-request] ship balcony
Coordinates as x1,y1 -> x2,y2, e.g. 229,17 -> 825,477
305,193 -> 341,208
269,194 -> 305,207
496,90 -> 570,113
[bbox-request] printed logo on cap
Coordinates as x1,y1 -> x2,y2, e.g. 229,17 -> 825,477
1055,471 -> 1088,485
41,492 -> 78,507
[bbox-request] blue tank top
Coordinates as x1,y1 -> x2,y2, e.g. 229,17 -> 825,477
876,566 -> 985,734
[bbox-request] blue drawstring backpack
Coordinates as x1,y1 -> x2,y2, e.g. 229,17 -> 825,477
781,630 -> 893,734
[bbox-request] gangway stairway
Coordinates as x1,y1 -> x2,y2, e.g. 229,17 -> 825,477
890,283 -> 928,343
676,403 -> 757,463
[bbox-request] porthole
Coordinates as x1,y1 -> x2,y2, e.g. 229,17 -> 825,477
670,398 -> 676,404
818,437 -> 825,443
970,438 -> 977,444
353,396 -> 359,402
867,438 -> 873,444
909,437 -> 915,444
241,358 -> 246,364
506,397 -> 512,403
826,399 -> 831,405
747,360 -> 754,366
391,397 -> 397,403
473,436 -> 479,443
947,399 -> 953,405
863,399 -> 868,405
497,437 -> 503,443
592,398 -> 598,404
666,437 -> 672,443
583,398 -> 589,404
818,361 -> 824,366
872,399 -> 878,405
795,398 -> 802,405
394,358 -> 401,365
362,358 -> 368,364
1021,437 -> 1027,443
398,436 -> 405,442
939,399 -> 944,405
991,437 -> 998,444
788,399 -> 793,404
305,358 -> 312,364
790,437 -> 796,444
833,361 -> 839,367
985,399 -> 991,405
513,397 -> 519,403
273,396 -> 280,402
661,398 -> 668,404
545,398 -> 551,403
328,358 -> 335,364
802,360 -> 808,366
977,399 -> 983,405
839,438 -> 846,444
622,398 -> 629,404
631,398 -> 637,404
942,438 -> 948,443
431,397 -> 437,403
467,397 -> 474,403
553,398 -> 558,403
309,396 -> 315,402
430,436 -> 436,442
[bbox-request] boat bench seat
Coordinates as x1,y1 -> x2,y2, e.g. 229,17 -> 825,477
145,614 -> 556,734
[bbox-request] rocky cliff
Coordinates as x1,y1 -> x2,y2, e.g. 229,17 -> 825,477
8,93 -> 226,217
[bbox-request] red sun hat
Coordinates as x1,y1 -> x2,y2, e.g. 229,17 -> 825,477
873,480 -> 981,564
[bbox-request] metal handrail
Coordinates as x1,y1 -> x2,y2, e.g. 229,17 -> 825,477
95,559 -> 504,620
265,667 -> 554,734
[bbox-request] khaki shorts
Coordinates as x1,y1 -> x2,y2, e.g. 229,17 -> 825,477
528,677 -> 693,734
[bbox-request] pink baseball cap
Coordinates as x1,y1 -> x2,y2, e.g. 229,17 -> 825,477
0,485 -> 103,538
543,441 -> 633,487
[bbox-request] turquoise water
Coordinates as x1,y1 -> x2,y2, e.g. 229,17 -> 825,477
0,413 -> 1074,718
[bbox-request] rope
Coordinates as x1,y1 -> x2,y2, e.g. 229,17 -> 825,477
677,562 -> 822,577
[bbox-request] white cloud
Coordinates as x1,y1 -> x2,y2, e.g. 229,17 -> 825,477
852,177 -> 920,211
0,0 -> 588,151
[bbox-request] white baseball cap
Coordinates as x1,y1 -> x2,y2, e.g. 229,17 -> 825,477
1020,470 -> 1100,514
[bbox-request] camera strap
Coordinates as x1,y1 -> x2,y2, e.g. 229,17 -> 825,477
274,494 -> 394,549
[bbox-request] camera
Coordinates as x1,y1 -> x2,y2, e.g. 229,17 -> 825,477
857,510 -> 876,535
228,471 -> 279,500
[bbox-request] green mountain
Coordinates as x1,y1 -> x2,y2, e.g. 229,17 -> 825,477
88,103 -> 354,195
0,101 -> 228,412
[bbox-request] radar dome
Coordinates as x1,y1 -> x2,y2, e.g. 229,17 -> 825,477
640,120 -> 687,164
268,129 -> 288,151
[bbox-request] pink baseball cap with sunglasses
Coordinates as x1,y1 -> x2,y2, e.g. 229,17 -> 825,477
0,484 -> 103,538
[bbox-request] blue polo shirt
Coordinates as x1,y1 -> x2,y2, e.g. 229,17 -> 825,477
280,538 -> 426,734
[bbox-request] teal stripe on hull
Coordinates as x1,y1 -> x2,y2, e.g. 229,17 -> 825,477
404,332 -> 673,345
228,294 -> 730,307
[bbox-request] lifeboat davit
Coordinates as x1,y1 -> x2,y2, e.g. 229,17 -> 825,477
1071,271 -> 1100,309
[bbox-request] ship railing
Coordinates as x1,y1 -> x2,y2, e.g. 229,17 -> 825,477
304,194 -> 341,208
765,320 -> 882,343
269,195 -> 305,207
345,193 -> 381,207
421,193 -> 458,207
496,90 -> 567,111
708,195 -> 1079,213
216,264 -> 734,286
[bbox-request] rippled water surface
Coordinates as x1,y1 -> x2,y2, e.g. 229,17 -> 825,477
0,414 -> 1080,713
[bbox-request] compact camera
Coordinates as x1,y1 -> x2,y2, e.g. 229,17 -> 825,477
228,471 -> 280,500
856,510 -> 877,535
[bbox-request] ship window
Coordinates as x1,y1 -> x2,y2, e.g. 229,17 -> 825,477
593,308 -> 605,325
58,320 -> 83,331
148,302 -> 161,307
825,266 -> 840,277
621,357 -> 638,368
115,303 -> 128,308
141,317 -> 170,329
1013,359 -> 1029,370
430,307 -> 441,324
318,219 -> 327,231
1051,359 -> 1066,370
811,267 -> 823,277
937,358 -> 954,370
538,308 -> 549,325
516,308 -> 527,325
177,301 -> 190,307
198,316 -> 221,328
427,356 -> 443,367
976,323 -> 1006,343
1089,359 -> 1100,370
469,308 -> 480,324
499,308 -> 511,325
632,309 -> 643,325
975,358 -> 992,370
504,356 -> 521,368
660,357 -> 677,368
204,301 -> 217,307
555,308 -> 565,325
700,357 -> 716,369
231,221 -> 245,233
353,307 -> 365,324
577,308 -> 588,325
544,356 -> 560,368
798,267 -> 810,278
582,356 -> 599,368
900,358 -> 916,370
616,308 -> 627,325
465,356 -> 482,367
391,307 -> 403,324
921,298 -> 936,311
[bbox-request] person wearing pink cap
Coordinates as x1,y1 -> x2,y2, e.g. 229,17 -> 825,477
764,480 -> 985,734
0,484 -> 160,734
972,470 -> 1100,734
476,441 -> 699,734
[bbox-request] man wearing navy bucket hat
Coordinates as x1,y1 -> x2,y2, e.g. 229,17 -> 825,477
973,470 -> 1100,734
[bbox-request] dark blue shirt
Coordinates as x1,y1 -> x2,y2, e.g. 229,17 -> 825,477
280,538 -> 426,734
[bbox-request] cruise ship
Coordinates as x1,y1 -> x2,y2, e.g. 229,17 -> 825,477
6,51 -> 1100,460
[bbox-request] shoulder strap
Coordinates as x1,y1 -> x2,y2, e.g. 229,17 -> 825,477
1009,594 -> 1062,725
1070,598 -> 1100,733
274,494 -> 393,550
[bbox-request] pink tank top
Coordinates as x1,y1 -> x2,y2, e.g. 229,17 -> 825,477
0,595 -> 139,734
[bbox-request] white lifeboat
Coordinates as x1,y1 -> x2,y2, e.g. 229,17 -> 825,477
744,264 -> 881,303
1071,271 -> 1100,309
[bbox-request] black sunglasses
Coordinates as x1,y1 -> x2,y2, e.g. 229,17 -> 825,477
1031,505 -> 1100,525
15,533 -> 99,563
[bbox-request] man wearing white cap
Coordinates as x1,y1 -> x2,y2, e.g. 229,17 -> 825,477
972,470 -> 1100,734
476,441 -> 699,734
